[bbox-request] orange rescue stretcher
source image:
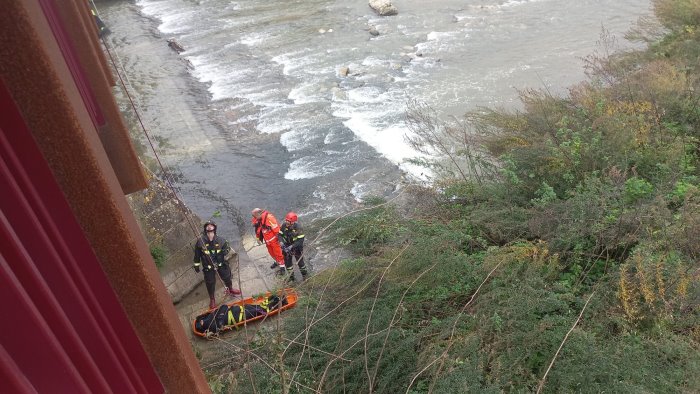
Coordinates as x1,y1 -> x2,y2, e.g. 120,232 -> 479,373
192,288 -> 298,338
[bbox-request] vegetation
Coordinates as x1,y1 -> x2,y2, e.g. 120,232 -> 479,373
150,244 -> 167,268
207,1 -> 699,392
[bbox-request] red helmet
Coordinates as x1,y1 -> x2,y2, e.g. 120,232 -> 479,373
285,212 -> 298,223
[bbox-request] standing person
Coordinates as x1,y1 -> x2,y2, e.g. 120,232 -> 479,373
193,221 -> 241,309
279,211 -> 309,281
251,208 -> 285,275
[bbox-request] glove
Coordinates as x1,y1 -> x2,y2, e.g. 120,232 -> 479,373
194,265 -> 200,273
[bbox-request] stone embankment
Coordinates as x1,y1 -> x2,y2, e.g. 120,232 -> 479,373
127,168 -> 203,303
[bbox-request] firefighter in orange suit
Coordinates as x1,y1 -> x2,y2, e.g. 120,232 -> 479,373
251,208 -> 285,274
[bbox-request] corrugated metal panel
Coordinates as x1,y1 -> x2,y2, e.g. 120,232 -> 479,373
40,0 -> 148,194
0,79 -> 163,392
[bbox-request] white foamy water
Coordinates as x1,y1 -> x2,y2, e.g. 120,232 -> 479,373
125,0 -> 650,217
285,156 -> 342,180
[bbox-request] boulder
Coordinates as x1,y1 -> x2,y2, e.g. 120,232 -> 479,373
167,38 -> 185,53
369,26 -> 380,36
338,66 -> 350,77
369,0 -> 398,16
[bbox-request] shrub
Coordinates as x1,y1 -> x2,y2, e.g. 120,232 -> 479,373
331,200 -> 404,255
624,176 -> 654,204
654,0 -> 700,31
150,244 -> 166,268
212,1 -> 700,391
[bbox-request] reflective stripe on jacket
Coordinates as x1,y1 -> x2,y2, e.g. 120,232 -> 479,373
279,222 -> 305,249
193,235 -> 230,271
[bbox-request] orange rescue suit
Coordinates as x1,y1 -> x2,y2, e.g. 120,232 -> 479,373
252,210 -> 284,265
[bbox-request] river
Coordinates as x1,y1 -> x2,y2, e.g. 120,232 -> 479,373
95,0 -> 651,247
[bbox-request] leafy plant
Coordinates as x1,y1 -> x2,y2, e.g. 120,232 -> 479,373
624,176 -> 654,204
150,244 -> 166,268
206,1 -> 700,391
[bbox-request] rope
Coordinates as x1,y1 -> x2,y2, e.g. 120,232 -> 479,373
536,290 -> 597,394
100,42 -> 200,236
364,244 -> 410,393
98,24 -> 231,294
278,186 -> 414,287
406,258 -> 505,394
93,5 -> 436,393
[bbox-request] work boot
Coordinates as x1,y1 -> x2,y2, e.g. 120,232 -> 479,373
270,261 -> 279,269
225,287 -> 241,296
286,272 -> 296,283
276,267 -> 286,276
300,267 -> 309,280
209,298 -> 216,309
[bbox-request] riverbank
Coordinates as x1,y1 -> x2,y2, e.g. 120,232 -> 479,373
97,1 -> 324,367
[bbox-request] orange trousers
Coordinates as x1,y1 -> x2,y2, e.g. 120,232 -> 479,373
266,239 -> 284,265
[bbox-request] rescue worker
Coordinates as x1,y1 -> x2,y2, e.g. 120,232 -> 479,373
193,221 -> 241,309
89,2 -> 110,37
279,211 -> 309,281
251,208 -> 285,275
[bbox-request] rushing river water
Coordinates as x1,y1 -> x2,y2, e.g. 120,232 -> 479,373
96,0 -> 650,244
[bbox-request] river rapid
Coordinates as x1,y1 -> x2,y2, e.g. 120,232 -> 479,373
96,0 -> 650,248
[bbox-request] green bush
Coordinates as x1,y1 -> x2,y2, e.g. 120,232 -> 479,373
624,176 -> 654,204
150,244 -> 166,268
654,0 -> 700,30
331,200 -> 404,255
209,1 -> 700,391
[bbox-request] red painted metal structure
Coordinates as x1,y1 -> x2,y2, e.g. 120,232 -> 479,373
39,0 -> 106,127
0,79 -> 163,392
0,0 -> 164,391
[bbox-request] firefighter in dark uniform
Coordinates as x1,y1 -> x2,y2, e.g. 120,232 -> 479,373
193,221 -> 241,309
278,212 -> 309,281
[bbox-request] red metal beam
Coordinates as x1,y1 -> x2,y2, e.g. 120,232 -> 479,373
0,78 -> 163,392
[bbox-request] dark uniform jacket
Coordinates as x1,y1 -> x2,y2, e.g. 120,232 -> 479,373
193,235 -> 230,271
278,222 -> 305,250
